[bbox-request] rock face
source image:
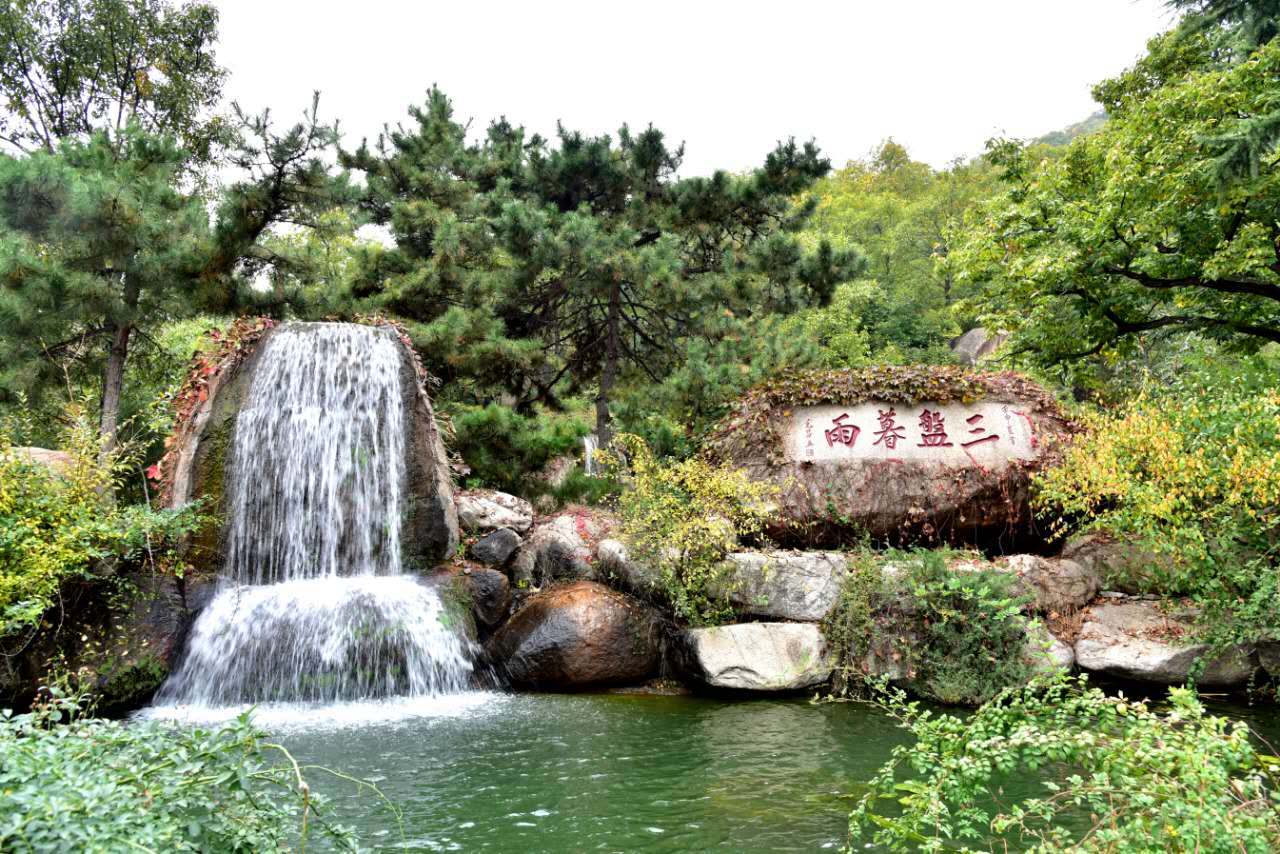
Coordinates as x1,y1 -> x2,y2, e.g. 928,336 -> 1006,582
486,581 -> 661,690
510,511 -> 612,587
469,528 -> 522,567
0,570 -> 189,712
456,490 -> 535,535
1061,532 -> 1168,595
1074,602 -> 1258,687
949,327 -> 1009,365
163,322 -> 460,573
8,446 -> 73,474
455,568 -> 513,632
677,623 -> 833,691
708,368 -> 1075,548
997,554 -> 1099,614
714,551 -> 849,622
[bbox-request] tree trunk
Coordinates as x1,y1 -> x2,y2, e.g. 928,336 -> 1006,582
99,275 -> 139,468
595,282 -> 622,450
99,321 -> 132,467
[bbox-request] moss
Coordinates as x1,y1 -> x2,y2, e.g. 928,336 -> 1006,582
96,653 -> 169,711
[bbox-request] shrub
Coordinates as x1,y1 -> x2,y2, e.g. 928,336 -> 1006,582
609,434 -> 777,625
0,691 -> 367,852
450,403 -> 591,497
1034,364 -> 1280,656
849,674 -> 1280,852
825,549 -> 1033,706
0,405 -> 202,637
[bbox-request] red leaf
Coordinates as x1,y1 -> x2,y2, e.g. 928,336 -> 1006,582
145,464 -> 162,481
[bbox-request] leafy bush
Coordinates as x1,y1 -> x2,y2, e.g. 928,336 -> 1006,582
450,403 -> 591,496
825,549 -> 1032,705
0,691 -> 366,852
609,434 -> 777,625
0,405 -> 202,637
1035,365 -> 1280,654
850,674 -> 1280,852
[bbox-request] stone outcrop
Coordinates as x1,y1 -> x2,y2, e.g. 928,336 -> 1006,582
8,446 -> 73,474
510,511 -> 612,587
485,581 -> 661,690
713,551 -> 849,622
708,367 -> 1075,549
677,622 -> 833,691
453,567 -> 513,632
996,554 -> 1099,614
162,322 -> 460,574
456,490 -> 535,535
949,327 -> 1009,365
1061,532 -> 1169,595
1073,602 -> 1259,687
469,528 -> 521,567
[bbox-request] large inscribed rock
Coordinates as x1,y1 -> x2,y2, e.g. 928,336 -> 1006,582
708,367 -> 1075,548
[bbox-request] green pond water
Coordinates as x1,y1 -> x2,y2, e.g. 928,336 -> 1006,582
255,690 -> 1280,853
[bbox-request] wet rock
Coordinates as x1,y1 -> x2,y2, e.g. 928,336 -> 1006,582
486,581 -> 661,690
677,622 -> 833,691
469,528 -> 521,567
456,490 -> 534,535
997,554 -> 1099,614
456,568 -> 512,631
510,511 -> 613,587
714,551 -> 849,622
1074,602 -> 1258,687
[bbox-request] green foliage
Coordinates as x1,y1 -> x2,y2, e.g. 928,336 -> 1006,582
0,0 -> 228,168
954,29 -> 1280,381
450,403 -> 590,496
0,404 -> 201,637
609,434 -> 777,625
1035,361 -> 1280,655
342,88 -> 862,445
825,549 -> 1033,706
849,673 -> 1280,852
0,690 -> 365,852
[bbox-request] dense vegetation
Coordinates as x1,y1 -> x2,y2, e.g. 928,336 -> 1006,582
0,0 -> 1278,849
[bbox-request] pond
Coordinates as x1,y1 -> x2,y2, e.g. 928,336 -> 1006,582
240,690 -> 1280,852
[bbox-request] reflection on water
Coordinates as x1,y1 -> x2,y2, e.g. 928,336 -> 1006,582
254,691 -> 1280,853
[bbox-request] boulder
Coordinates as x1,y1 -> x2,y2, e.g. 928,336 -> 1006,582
997,554 -> 1099,614
485,581 -> 661,690
713,551 -> 849,622
469,528 -> 521,567
510,511 -> 613,588
596,538 -> 659,597
8,446 -> 73,474
949,327 -> 1009,366
1061,532 -> 1170,595
677,622 -> 833,691
707,367 -> 1075,549
456,568 -> 512,632
456,490 -> 535,535
1074,602 -> 1258,687
1022,621 -> 1075,675
161,321 -> 460,573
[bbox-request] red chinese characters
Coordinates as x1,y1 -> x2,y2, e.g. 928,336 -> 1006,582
873,408 -> 906,449
961,413 -> 1000,448
825,413 -> 860,448
916,409 -> 953,447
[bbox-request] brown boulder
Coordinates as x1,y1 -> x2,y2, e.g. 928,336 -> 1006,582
707,367 -> 1075,549
485,581 -> 661,690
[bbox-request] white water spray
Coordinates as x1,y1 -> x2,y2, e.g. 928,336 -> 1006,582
154,323 -> 473,709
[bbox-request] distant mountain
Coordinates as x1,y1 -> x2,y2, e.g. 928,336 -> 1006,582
1035,111 -> 1108,146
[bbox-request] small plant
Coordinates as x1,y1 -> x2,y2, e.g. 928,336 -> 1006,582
0,688 -> 388,851
849,673 -> 1280,852
824,548 -> 1032,705
606,434 -> 778,626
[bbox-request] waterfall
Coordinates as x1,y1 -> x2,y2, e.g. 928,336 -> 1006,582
583,434 -> 599,476
155,323 -> 473,708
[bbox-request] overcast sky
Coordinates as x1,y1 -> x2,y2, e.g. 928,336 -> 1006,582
211,0 -> 1174,176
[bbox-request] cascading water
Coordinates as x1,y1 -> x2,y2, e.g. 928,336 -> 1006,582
154,323 -> 473,708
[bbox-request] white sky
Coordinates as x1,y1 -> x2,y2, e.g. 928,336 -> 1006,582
211,0 -> 1174,175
